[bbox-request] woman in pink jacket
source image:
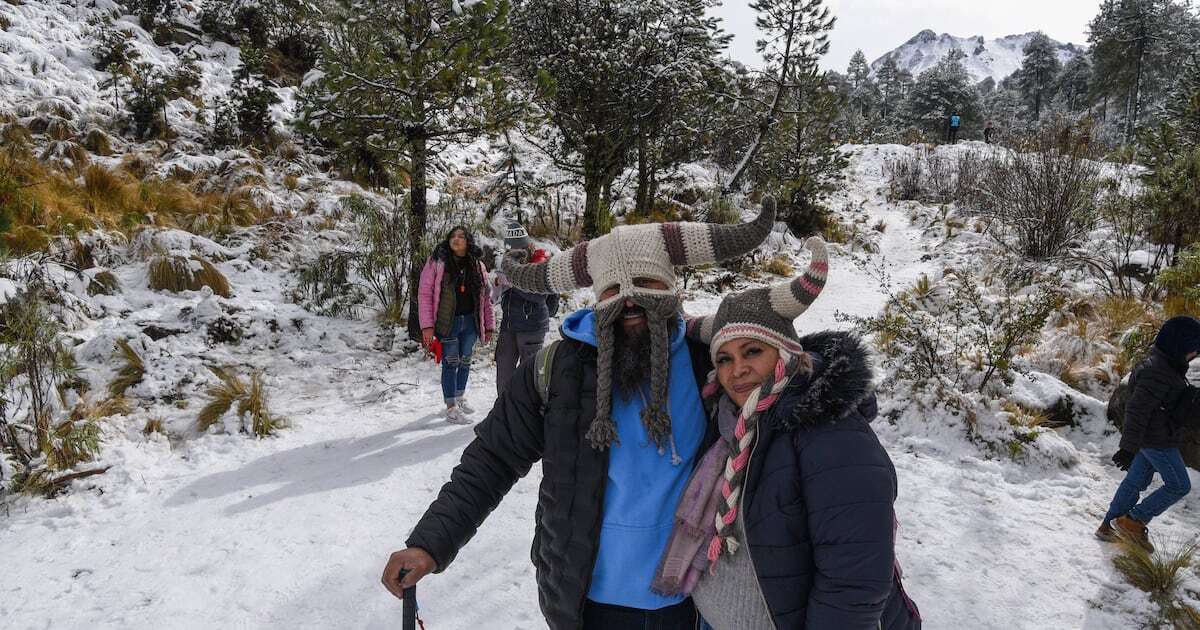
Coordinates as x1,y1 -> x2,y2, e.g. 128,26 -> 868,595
418,226 -> 495,425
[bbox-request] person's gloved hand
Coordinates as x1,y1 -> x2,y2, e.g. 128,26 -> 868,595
1111,449 -> 1136,471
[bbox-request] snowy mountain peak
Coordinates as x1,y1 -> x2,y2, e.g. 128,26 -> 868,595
872,30 -> 1082,85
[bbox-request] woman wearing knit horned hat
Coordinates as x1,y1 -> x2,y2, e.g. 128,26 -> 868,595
653,237 -> 921,630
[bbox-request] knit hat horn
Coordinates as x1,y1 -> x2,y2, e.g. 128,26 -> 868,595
501,197 -> 778,297
688,236 -> 829,363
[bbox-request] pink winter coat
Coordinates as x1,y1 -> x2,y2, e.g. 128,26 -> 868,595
418,256 -> 495,337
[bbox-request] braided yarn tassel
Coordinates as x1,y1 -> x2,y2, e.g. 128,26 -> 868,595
707,356 -> 796,564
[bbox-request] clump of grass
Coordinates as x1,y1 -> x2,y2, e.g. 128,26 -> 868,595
821,220 -> 852,244
39,417 -> 102,472
196,367 -> 285,437
142,417 -> 165,436
148,254 -> 232,297
108,339 -> 145,397
87,270 -> 120,296
283,174 -> 299,191
82,128 -> 114,156
762,255 -> 794,277
1112,535 -> 1198,606
1000,400 -> 1048,428
1,225 -> 51,254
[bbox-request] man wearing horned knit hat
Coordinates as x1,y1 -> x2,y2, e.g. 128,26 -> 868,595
381,199 -> 778,629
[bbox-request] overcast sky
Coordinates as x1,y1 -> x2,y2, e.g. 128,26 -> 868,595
710,0 -> 1102,71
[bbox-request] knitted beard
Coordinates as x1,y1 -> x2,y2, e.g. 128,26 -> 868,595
589,291 -> 682,451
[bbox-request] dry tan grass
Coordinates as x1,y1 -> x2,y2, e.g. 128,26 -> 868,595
763,255 -> 795,277
196,367 -> 285,437
148,254 -> 232,297
108,339 -> 145,397
1000,400 -> 1049,429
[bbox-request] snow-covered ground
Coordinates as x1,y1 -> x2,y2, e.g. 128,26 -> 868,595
2,1 -> 1198,628
2,143 -> 1197,630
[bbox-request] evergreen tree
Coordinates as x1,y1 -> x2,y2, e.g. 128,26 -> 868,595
299,0 -> 515,335
229,47 -> 281,145
725,0 -> 836,193
751,68 -> 848,235
1056,54 -> 1094,113
509,0 -> 728,236
845,49 -> 876,117
1015,32 -> 1062,121
876,55 -> 903,119
1088,0 -> 1191,143
902,48 -> 981,140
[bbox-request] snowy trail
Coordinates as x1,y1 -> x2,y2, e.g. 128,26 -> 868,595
3,145 -> 1198,630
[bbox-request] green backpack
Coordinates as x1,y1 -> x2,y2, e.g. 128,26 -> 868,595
533,339 -> 560,409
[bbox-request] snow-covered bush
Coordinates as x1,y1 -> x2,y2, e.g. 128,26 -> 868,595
971,122 -> 1103,259
1158,244 -> 1200,317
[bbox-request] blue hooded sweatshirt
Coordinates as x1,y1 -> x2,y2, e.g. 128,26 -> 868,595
560,308 -> 708,610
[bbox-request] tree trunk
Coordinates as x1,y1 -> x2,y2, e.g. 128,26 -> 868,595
582,155 -> 607,239
406,132 -> 428,338
724,6 -> 799,194
1130,37 -> 1146,144
635,129 -> 650,215
504,128 -> 523,220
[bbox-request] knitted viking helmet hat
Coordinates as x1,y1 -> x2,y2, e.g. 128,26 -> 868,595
502,198 -> 777,451
501,197 -> 777,306
687,236 -> 829,364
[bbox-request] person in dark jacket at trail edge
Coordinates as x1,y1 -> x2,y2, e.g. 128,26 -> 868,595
1097,316 -> 1200,552
653,238 -> 920,630
492,221 -> 559,396
381,200 -> 778,629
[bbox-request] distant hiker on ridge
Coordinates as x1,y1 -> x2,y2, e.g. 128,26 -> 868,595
1097,316 -> 1200,552
382,201 -> 777,629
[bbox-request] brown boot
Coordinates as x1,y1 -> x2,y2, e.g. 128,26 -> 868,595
1112,515 -> 1155,553
1095,521 -> 1118,543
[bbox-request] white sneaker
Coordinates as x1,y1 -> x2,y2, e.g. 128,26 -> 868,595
456,398 -> 476,415
445,407 -> 472,425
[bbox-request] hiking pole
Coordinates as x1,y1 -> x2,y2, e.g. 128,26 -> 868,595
397,569 -> 423,630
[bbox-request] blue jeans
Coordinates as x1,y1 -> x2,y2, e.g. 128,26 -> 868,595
438,314 -> 478,405
1104,447 -> 1193,525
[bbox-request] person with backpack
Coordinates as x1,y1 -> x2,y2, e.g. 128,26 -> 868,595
1097,316 -> 1200,552
983,120 -> 995,144
381,200 -> 777,629
492,221 -> 560,396
417,226 -> 495,425
655,238 -> 920,630
948,111 -> 961,144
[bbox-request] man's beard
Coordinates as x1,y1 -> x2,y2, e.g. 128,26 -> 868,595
614,315 -> 653,400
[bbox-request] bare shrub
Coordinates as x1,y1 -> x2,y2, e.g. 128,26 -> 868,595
972,122 -> 1103,259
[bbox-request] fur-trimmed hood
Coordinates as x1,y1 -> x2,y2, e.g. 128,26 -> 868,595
771,330 -> 877,431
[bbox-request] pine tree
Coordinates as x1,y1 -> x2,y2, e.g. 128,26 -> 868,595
508,0 -> 728,235
299,0 -> 515,336
724,0 -> 835,193
1056,54 -> 1093,113
751,68 -> 847,235
1088,0 -> 1190,143
875,55 -> 901,119
902,48 -> 981,140
1016,32 -> 1062,121
230,47 -> 280,145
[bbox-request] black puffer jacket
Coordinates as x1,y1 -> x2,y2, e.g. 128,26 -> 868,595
405,335 -> 714,630
1122,347 -> 1200,451
737,331 -> 920,630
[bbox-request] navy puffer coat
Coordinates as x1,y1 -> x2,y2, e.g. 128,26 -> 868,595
738,330 -> 921,630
